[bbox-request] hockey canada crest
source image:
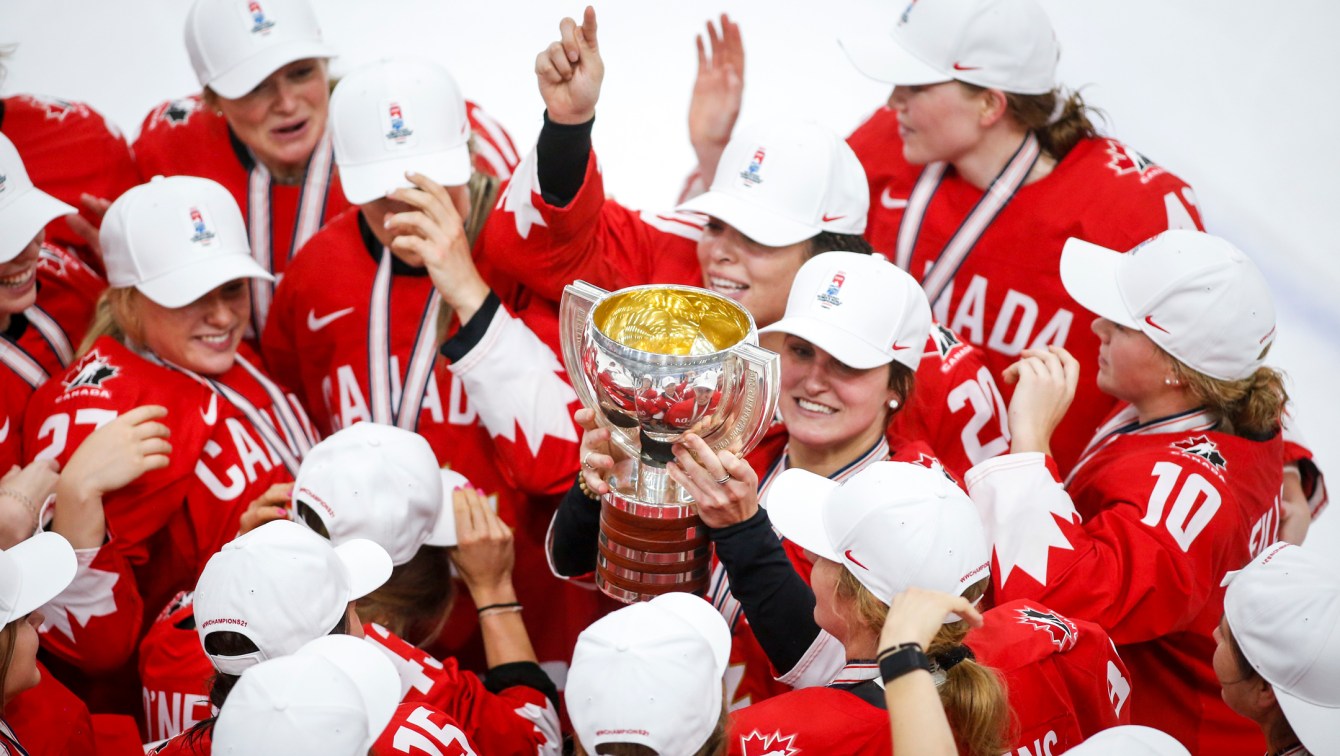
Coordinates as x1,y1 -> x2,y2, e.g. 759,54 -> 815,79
739,730 -> 799,756
64,353 -> 119,392
161,98 -> 198,126
1172,435 -> 1227,471
931,322 -> 961,359
1104,139 -> 1165,184
1018,606 -> 1078,652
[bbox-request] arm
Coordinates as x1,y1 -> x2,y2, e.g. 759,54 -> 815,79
684,14 -> 744,200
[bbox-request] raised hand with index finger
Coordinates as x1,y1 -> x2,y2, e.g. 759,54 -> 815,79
535,6 -> 603,125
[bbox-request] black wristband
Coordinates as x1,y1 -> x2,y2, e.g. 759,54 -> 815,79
878,643 -> 932,684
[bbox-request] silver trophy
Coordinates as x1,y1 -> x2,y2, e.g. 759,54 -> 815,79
560,282 -> 780,603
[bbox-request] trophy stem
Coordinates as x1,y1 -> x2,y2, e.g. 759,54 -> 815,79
595,491 -> 709,603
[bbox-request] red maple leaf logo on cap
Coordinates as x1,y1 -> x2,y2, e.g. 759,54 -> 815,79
740,731 -> 799,756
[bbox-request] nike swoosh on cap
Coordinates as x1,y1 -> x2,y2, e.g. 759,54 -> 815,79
891,342 -> 911,351
844,549 -> 870,570
880,187 -> 908,209
308,307 -> 356,332
821,213 -> 846,223
1144,315 -> 1171,334
952,62 -> 980,71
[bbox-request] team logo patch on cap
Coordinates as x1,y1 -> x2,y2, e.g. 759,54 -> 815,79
739,730 -> 799,756
1018,606 -> 1078,652
246,0 -> 276,34
899,0 -> 921,25
187,206 -> 217,246
0,174 -> 7,195
816,271 -> 846,308
1172,435 -> 1227,471
64,352 -> 119,392
382,101 -> 417,148
739,147 -> 766,186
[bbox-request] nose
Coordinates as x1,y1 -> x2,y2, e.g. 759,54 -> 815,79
799,358 -> 830,395
1091,317 -> 1113,342
272,78 -> 300,114
200,290 -> 237,326
887,86 -> 910,110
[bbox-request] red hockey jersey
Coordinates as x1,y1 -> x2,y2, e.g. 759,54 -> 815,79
965,406 -> 1282,754
261,207 -> 602,670
372,703 -> 481,756
0,95 -> 139,265
0,243 -> 104,471
139,592 -> 215,743
483,148 -> 1006,482
849,107 -> 1204,474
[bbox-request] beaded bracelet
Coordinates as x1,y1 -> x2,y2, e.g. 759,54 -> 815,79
0,488 -> 40,531
576,472 -> 601,501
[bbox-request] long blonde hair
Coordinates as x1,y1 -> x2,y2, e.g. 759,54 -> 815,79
77,287 -> 140,357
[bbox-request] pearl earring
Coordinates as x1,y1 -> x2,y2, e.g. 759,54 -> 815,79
888,399 -> 900,410
1164,376 -> 1181,387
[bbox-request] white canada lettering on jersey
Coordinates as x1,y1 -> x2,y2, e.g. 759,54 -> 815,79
325,362 -> 467,432
1106,659 -> 1131,717
193,418 -> 277,501
1013,730 -> 1059,756
143,689 -> 211,742
932,273 -> 1075,357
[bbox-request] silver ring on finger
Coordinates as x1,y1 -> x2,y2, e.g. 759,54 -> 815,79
715,473 -> 732,486
582,452 -> 595,470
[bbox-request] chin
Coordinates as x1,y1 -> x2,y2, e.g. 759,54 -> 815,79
183,349 -> 239,377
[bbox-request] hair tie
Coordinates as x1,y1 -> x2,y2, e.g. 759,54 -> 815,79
933,644 -> 975,672
1046,88 -> 1069,126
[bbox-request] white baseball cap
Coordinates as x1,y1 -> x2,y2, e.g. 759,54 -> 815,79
1223,542 -> 1340,755
766,461 -> 990,615
841,0 -> 1059,95
292,422 -> 470,564
184,0 -> 336,100
760,251 -> 931,371
1067,725 -> 1190,755
213,635 -> 402,755
1061,230 -> 1277,382
194,520 -> 393,675
0,532 -> 77,626
567,592 -> 731,756
100,176 -> 273,309
677,120 -> 868,248
330,58 -> 473,204
0,133 -> 76,262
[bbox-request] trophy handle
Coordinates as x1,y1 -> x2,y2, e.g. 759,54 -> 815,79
559,280 -> 608,415
704,341 -> 780,457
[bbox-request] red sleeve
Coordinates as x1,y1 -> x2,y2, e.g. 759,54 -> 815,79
259,265 -> 304,400
465,101 -> 519,181
1281,410 -> 1327,517
372,703 -> 480,756
480,148 -> 703,304
364,625 -> 560,755
39,541 -> 143,673
966,451 -> 1241,644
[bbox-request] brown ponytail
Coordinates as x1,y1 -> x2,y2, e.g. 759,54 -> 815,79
1005,89 -> 1101,162
1170,362 -> 1289,439
837,571 -> 1011,756
354,545 -> 456,648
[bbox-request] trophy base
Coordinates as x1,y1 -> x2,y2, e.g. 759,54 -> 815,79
595,491 -> 710,603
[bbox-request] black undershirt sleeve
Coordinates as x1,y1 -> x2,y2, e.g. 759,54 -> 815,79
547,481 -> 602,577
438,291 -> 501,362
710,509 -> 823,675
535,111 -> 594,208
482,661 -> 560,709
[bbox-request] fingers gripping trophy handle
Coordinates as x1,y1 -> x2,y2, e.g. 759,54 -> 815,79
714,342 -> 781,457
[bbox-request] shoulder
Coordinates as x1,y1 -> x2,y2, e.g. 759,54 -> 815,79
135,96 -> 232,169
4,94 -> 126,142
464,99 -> 519,180
971,599 -> 1105,668
920,320 -> 985,375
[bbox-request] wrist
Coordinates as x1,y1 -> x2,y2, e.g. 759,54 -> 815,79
877,642 -> 932,685
443,278 -> 490,327
546,107 -> 596,126
468,583 -> 518,607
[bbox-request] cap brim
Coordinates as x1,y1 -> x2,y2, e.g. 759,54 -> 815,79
677,190 -> 817,248
837,32 -> 952,86
1059,238 -> 1140,329
0,187 -> 76,263
760,316 -> 891,370
333,538 -> 393,600
337,145 -> 472,205
647,593 -> 731,675
297,636 -> 401,743
1276,689 -> 1340,756
6,532 -> 77,622
763,469 -> 840,562
424,469 -> 472,548
136,254 -> 274,309
209,41 -> 338,99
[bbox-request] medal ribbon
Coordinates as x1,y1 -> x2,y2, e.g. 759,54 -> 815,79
367,249 -> 443,430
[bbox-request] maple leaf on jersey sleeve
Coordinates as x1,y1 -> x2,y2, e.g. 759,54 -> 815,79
966,453 -> 1080,587
40,551 -> 123,641
500,150 -> 548,240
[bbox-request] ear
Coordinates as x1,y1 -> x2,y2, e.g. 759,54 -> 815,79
1257,679 -> 1280,711
979,88 -> 1010,128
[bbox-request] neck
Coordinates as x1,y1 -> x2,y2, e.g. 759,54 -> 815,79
1263,708 -> 1301,755
1133,389 -> 1201,425
788,420 -> 885,479
953,126 -> 1054,191
843,625 -> 881,663
0,312 -> 10,332
264,161 -> 306,184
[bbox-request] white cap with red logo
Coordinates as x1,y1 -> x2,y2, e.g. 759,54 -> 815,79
185,0 -> 336,99
1223,542 -> 1340,756
760,251 -> 931,371
213,635 -> 401,755
0,133 -> 75,262
567,592 -> 731,756
101,176 -> 272,308
1061,230 -> 1277,382
194,520 -> 392,675
841,0 -> 1059,95
677,120 -> 868,247
766,461 -> 989,618
330,58 -> 473,204
292,422 -> 470,564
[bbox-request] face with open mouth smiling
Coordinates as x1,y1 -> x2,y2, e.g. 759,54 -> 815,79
213,59 -> 330,183
779,335 -> 900,460
0,232 -> 43,327
696,217 -> 809,329
130,280 -> 251,376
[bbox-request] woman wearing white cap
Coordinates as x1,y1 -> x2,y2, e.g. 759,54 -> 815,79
1215,542 -> 1340,756
966,230 -> 1289,752
260,56 -> 604,675
486,9 -> 1008,483
19,175 -> 316,704
130,0 -> 519,337
555,251 -> 946,708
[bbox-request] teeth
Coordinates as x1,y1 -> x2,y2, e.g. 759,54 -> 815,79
710,277 -> 747,291
198,333 -> 229,344
796,398 -> 836,414
0,268 -> 35,287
